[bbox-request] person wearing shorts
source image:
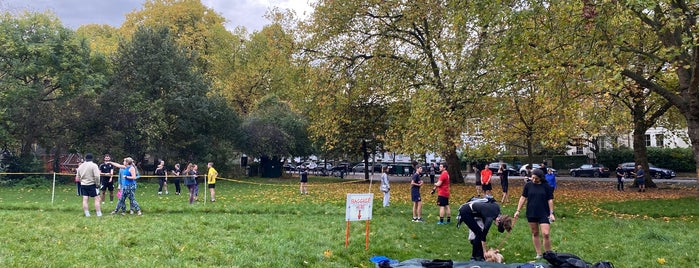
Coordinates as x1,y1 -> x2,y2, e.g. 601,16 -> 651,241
433,163 -> 451,224
207,162 -> 218,202
480,166 -> 493,197
99,154 -> 115,203
77,153 -> 102,217
411,166 -> 424,222
514,168 -> 555,260
635,165 -> 646,192
498,163 -> 510,203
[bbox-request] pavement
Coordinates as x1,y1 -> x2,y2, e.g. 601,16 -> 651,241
337,172 -> 698,185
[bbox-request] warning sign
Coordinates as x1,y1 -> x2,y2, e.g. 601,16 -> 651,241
346,193 -> 373,221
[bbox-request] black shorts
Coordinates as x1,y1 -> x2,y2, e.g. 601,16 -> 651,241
80,184 -> 99,197
527,216 -> 551,224
475,178 -> 482,186
411,188 -> 421,202
437,196 -> 449,206
100,180 -> 114,191
482,183 -> 492,191
208,184 -> 216,189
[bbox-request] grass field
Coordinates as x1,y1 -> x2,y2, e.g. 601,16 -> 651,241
0,174 -> 697,267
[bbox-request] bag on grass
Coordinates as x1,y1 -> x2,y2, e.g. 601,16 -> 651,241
421,259 -> 453,268
591,261 -> 614,268
543,251 -> 591,268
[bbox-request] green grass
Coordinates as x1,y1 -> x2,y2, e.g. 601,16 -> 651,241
0,176 -> 697,267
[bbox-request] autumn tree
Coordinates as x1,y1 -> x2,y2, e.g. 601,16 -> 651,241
300,1 -> 509,183
0,12 -> 108,172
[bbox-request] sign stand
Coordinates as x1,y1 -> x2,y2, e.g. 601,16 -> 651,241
345,193 -> 373,250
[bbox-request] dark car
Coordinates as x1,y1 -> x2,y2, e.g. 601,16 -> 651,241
283,163 -> 297,171
487,162 -> 518,176
569,164 -> 610,177
620,162 -> 676,180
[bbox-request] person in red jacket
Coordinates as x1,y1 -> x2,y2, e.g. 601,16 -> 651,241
481,167 -> 493,197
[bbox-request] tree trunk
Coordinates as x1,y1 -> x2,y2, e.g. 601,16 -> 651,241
631,112 -> 657,188
445,148 -> 462,183
686,113 -> 699,184
362,139 -> 370,181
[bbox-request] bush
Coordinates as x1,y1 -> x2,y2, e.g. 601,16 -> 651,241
14,176 -> 52,189
597,147 -> 695,172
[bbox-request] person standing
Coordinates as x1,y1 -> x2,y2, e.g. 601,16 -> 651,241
300,166 -> 309,195
98,154 -> 115,204
433,163 -> 451,224
498,163 -> 510,204
184,163 -> 198,204
457,197 -> 512,262
411,166 -> 424,222
109,157 -> 142,216
207,162 -> 218,202
514,168 -> 555,260
480,166 -> 493,197
77,153 -> 102,217
615,164 -> 625,191
380,165 -> 390,207
155,160 -> 168,195
545,168 -> 557,192
171,163 -> 182,195
472,163 -> 482,196
635,164 -> 646,192
429,163 -> 436,184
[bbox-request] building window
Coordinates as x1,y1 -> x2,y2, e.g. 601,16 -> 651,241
645,134 -> 651,147
576,145 -> 584,155
656,134 -> 664,147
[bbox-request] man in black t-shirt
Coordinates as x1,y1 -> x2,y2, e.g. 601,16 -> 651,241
99,154 -> 115,203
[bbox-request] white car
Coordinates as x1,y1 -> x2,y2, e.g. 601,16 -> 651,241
300,161 -> 317,170
519,164 -> 557,176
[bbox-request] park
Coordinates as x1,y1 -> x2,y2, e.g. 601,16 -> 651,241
0,172 -> 696,267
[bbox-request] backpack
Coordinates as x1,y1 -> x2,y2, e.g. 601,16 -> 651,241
543,251 -> 591,268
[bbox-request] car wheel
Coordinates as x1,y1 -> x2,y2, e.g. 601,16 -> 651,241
593,171 -> 600,178
653,173 -> 662,180
571,171 -> 577,177
520,171 -> 527,176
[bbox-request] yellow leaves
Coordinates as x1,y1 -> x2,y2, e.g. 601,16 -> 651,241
657,257 -> 666,265
323,249 -> 332,257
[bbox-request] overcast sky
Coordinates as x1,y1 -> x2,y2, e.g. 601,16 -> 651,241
0,0 -> 314,32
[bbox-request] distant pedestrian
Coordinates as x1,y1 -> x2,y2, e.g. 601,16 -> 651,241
545,168 -> 556,192
155,160 -> 168,195
433,163 -> 451,224
171,163 -> 182,195
635,165 -> 646,192
77,153 -> 102,217
207,162 -> 218,202
184,163 -> 198,204
411,166 -> 424,222
498,163 -> 510,203
380,165 -> 390,207
99,154 -> 115,204
615,164 -> 625,191
300,166 -> 309,195
480,166 -> 493,197
429,163 -> 436,184
473,163 -> 482,196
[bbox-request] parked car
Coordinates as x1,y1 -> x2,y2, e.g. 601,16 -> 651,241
299,161 -> 317,170
569,164 -> 610,177
487,162 -> 519,176
619,162 -> 676,179
315,162 -> 333,172
283,163 -> 297,171
519,164 -> 557,176
351,163 -> 386,173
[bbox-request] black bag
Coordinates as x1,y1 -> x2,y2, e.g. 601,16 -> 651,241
543,251 -> 591,268
421,259 -> 453,268
591,261 -> 614,268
